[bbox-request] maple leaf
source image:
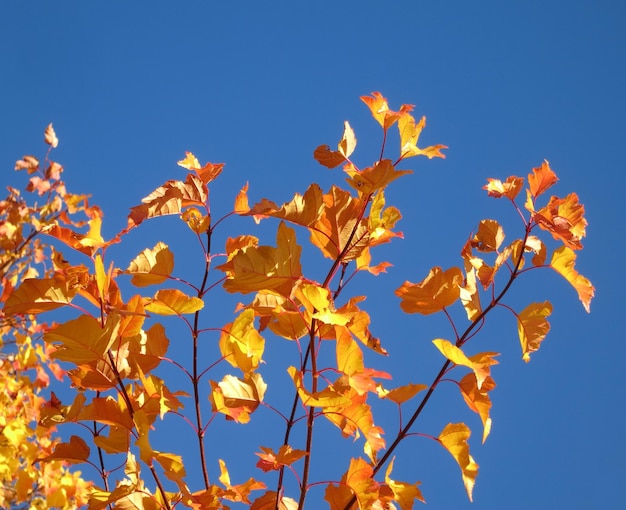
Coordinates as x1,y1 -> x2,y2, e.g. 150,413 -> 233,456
528,160 -> 558,198
210,373 -> 267,423
344,159 -> 412,195
438,423 -> 479,501
126,242 -> 175,287
36,435 -> 90,464
255,445 -> 307,472
396,266 -> 464,314
44,123 -> 59,148
483,176 -> 525,199
517,301 -> 552,362
360,92 -> 402,130
459,373 -> 496,443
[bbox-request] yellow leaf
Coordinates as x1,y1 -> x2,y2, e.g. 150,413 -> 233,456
396,266 -> 463,315
297,283 -> 351,326
234,182 -> 251,213
94,426 -> 130,454
126,242 -> 174,287
459,373 -> 496,443
338,121 -> 357,159
144,289 -> 204,315
380,383 -> 428,404
550,246 -> 594,312
288,366 -> 351,408
385,458 -> 425,508
433,339 -> 498,389
219,309 -> 265,373
471,219 -> 504,252
397,112 -> 447,159
517,301 -> 552,362
483,176 -> 524,200
438,423 -> 479,501
3,276 -> 75,315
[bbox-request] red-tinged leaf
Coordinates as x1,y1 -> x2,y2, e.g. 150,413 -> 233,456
251,491 -> 298,510
181,207 -> 211,234
338,121 -> 357,159
44,123 -> 59,148
15,155 -> 39,173
471,219 -> 504,252
46,313 -> 121,364
127,174 -> 208,229
210,373 -> 266,423
218,221 -> 302,297
234,182 -> 251,214
360,92 -> 401,130
397,112 -> 447,160
459,373 -> 496,443
396,266 -> 464,315
525,235 -> 547,266
126,242 -> 174,287
379,383 -> 428,404
219,309 -> 265,373
385,458 -> 425,508
3,276 -> 75,315
517,301 -> 552,362
344,159 -> 412,195
438,423 -> 479,501
483,176 -> 525,199
528,160 -> 558,198
288,366 -> 351,408
37,435 -> 89,464
313,144 -> 346,169
533,192 -> 587,250
255,445 -> 307,472
550,246 -> 594,312
144,288 -> 204,315
177,151 -> 224,184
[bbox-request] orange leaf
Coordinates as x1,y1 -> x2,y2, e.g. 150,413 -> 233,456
528,160 -> 558,198
246,184 -> 324,228
360,92 -> 401,130
255,445 -> 307,473
177,151 -> 224,184
395,266 -> 463,315
219,309 -> 265,373
338,121 -> 357,159
438,423 -> 479,501
144,289 -> 204,315
38,435 -> 89,464
251,491 -> 298,510
126,242 -> 174,287
344,159 -> 412,195
15,154 -> 39,173
44,123 -> 59,148
234,183 -> 251,214
379,383 -> 428,404
385,458 -> 425,508
471,219 -> 504,252
432,339 -> 498,389
459,373 -> 496,443
483,176 -> 524,199
313,144 -> 347,169
550,246 -> 594,312
517,301 -> 552,362
533,193 -> 587,250
3,276 -> 75,315
288,367 -> 351,408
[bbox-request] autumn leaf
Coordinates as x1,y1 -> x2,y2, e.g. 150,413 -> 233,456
517,301 -> 552,362
397,112 -> 447,160
385,458 -> 425,508
528,160 -> 558,198
177,151 -> 224,184
288,366 -> 351,408
37,435 -> 90,464
379,383 -> 428,404
3,276 -> 75,315
471,219 -> 504,252
438,423 -> 479,501
44,123 -> 59,148
255,445 -> 307,472
483,176 -> 524,200
219,309 -> 265,373
338,121 -> 357,159
344,159 -> 412,195
210,373 -> 267,423
360,92 -> 401,130
396,266 -> 464,315
550,246 -> 594,312
126,242 -> 174,287
459,373 -> 496,443
432,339 -> 498,389
144,288 -> 204,315
246,184 -> 325,229
532,192 -> 587,250
251,491 -> 298,510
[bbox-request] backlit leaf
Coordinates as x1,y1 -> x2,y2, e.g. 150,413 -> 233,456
459,373 -> 495,443
385,458 -> 425,508
360,92 -> 401,130
44,123 -> 59,148
483,176 -> 524,200
380,383 -> 428,404
144,289 -> 204,315
438,423 -> 479,501
433,339 -> 498,389
528,160 -> 558,198
344,159 -> 412,195
517,301 -> 552,362
219,309 -> 265,373
533,193 -> 587,250
338,121 -> 357,159
3,276 -> 75,315
38,435 -> 89,464
397,112 -> 447,159
396,266 -> 463,315
550,246 -> 594,312
126,242 -> 174,287
288,366 -> 351,408
471,219 -> 504,252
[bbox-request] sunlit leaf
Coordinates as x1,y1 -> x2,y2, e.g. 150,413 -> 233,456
550,246 -> 594,312
3,276 -> 75,315
396,266 -> 463,315
37,435 -> 89,464
517,301 -> 552,362
144,288 -> 204,315
397,112 -> 447,159
44,123 -> 59,148
483,176 -> 524,200
288,366 -> 351,408
471,219 -> 504,252
459,373 -> 495,443
344,159 -> 412,195
533,192 -> 587,250
438,423 -> 479,501
338,121 -> 357,159
528,160 -> 558,198
360,91 -> 401,130
433,339 -> 498,389
220,309 -> 265,373
380,383 -> 428,404
385,458 -> 425,508
126,242 -> 174,287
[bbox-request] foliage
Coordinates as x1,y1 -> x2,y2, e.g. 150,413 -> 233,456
0,94 -> 593,509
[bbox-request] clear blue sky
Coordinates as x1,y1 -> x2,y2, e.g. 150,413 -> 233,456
1,2 -> 625,509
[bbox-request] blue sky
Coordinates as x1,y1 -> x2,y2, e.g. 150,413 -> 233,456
1,1 -> 625,509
